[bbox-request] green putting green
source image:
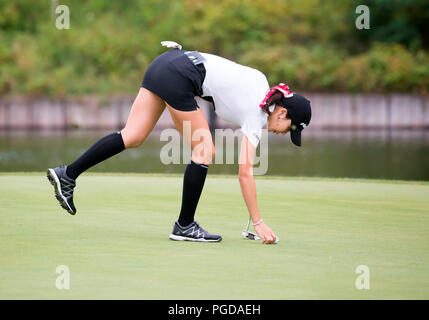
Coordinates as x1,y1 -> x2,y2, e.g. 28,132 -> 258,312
0,173 -> 428,299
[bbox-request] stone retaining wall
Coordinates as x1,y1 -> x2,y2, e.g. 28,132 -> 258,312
1,94 -> 428,130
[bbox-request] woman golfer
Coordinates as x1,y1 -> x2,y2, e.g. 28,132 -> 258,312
47,41 -> 311,244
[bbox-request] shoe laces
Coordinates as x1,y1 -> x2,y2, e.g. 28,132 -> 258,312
185,221 -> 207,237
60,178 -> 75,198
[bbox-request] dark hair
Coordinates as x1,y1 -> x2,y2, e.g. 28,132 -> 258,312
261,91 -> 283,115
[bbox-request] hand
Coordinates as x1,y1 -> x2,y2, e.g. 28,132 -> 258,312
254,222 -> 277,244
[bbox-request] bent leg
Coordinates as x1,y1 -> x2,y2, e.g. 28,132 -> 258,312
167,106 -> 214,165
167,105 -> 214,226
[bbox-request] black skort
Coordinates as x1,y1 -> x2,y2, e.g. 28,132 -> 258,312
141,48 -> 206,112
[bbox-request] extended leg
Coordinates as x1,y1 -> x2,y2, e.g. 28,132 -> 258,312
47,87 -> 166,215
67,87 -> 166,179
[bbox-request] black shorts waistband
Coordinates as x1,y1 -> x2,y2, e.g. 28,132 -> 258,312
141,49 -> 206,111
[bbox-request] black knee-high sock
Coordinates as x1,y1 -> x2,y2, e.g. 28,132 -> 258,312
178,161 -> 208,227
65,131 -> 125,180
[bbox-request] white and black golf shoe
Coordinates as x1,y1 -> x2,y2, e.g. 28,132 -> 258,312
46,165 -> 77,215
169,221 -> 222,242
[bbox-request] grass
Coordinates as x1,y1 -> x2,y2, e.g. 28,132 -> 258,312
0,173 -> 428,299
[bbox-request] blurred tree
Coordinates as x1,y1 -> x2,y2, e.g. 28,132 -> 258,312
347,0 -> 429,51
0,0 -> 428,95
0,0 -> 48,33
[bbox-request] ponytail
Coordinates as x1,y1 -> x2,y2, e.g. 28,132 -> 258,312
262,91 -> 283,114
259,83 -> 293,115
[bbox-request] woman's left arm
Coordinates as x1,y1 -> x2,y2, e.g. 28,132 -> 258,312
238,136 -> 276,244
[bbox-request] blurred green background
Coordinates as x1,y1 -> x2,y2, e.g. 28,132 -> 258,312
1,0 -> 429,96
1,1 -> 429,180
1,2 -> 428,301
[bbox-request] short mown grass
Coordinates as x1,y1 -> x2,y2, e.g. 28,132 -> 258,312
0,173 -> 428,299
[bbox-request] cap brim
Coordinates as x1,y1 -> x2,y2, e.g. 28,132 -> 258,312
290,128 -> 302,147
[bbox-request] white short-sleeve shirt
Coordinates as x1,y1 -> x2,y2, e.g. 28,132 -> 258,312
200,53 -> 269,148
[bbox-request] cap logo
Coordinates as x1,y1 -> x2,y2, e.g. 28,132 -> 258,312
301,123 -> 307,129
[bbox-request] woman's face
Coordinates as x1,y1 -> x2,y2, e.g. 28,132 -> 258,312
267,105 -> 292,135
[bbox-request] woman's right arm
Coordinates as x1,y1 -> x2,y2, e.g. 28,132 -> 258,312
238,135 -> 277,244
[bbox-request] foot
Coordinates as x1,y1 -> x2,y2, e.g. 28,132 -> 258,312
169,221 -> 222,242
46,166 -> 77,215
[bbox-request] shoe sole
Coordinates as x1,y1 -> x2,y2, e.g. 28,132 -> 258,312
46,168 -> 76,215
169,234 -> 222,242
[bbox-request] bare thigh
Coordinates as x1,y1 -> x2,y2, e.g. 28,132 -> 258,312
167,105 -> 214,165
121,87 -> 166,148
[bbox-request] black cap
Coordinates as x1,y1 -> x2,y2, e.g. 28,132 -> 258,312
280,93 -> 312,147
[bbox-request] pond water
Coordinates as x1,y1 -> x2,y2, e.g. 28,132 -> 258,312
1,129 -> 429,181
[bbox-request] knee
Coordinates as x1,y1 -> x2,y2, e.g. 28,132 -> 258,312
127,138 -> 144,149
207,144 -> 215,164
121,129 -> 144,149
192,143 -> 215,165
